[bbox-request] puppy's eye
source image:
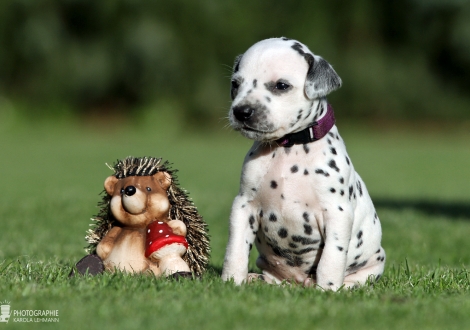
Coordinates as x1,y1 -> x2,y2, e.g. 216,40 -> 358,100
276,82 -> 290,90
146,187 -> 151,192
231,80 -> 240,100
231,80 -> 240,89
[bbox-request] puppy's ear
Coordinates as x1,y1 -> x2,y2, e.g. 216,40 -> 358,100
233,54 -> 243,73
304,54 -> 342,99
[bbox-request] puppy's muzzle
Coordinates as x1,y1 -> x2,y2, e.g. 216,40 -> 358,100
232,105 -> 255,122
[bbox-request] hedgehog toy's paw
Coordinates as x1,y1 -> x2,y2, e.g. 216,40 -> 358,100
69,254 -> 105,277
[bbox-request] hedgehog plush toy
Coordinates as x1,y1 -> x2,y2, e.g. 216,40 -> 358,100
72,156 -> 210,278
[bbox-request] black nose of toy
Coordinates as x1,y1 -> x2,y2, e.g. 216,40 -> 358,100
233,105 -> 254,122
124,186 -> 136,196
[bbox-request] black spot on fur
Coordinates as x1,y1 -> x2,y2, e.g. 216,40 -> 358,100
253,79 -> 257,88
318,105 -> 325,117
337,246 -> 343,251
304,224 -> 313,235
269,213 -> 277,222
340,190 -> 344,196
356,240 -> 363,248
291,42 -> 305,55
241,204 -> 246,208
328,132 -> 335,138
249,243 -> 253,251
291,165 -> 299,173
356,180 -> 363,197
259,210 -> 263,217
328,159 -> 340,172
285,147 -> 292,155
355,254 -> 361,260
328,282 -> 334,286
281,37 -> 291,41
270,181 -> 278,189
357,230 -> 363,239
293,247 -> 315,255
339,177 -> 344,184
315,169 -> 330,177
302,212 -> 310,222
281,194 -> 285,199
345,156 -> 350,165
303,144 -> 310,154
289,243 -> 298,249
249,152 -> 253,156
376,249 -> 381,254
338,206 -> 343,211
251,188 -> 257,192
278,227 -> 288,238
330,147 -> 337,155
264,226 -> 269,232
327,138 -> 332,145
266,96 -> 271,103
286,256 -> 304,267
349,185 -> 354,200
292,235 -> 319,245
304,169 -> 309,175
330,188 -> 336,193
348,260 -> 367,272
249,215 -> 255,229
233,54 -> 242,73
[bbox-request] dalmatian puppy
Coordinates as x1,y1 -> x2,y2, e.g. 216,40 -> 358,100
221,38 -> 385,290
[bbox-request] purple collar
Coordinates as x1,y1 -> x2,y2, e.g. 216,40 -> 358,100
276,104 -> 336,147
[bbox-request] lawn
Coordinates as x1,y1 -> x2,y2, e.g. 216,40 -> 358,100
0,111 -> 469,329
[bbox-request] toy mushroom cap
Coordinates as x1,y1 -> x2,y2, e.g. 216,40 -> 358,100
145,221 -> 188,258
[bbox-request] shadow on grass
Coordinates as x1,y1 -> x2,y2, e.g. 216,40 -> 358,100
374,198 -> 470,220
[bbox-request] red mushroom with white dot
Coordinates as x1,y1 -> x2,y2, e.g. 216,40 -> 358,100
145,220 -> 190,275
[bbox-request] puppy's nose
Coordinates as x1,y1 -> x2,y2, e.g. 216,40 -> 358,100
233,105 -> 254,122
124,185 -> 136,196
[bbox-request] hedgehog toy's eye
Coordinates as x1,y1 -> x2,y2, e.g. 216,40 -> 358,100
146,187 -> 151,192
120,188 -> 124,194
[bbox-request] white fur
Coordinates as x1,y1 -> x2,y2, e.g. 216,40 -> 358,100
222,38 -> 385,290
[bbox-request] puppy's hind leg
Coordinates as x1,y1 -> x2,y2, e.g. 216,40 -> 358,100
343,258 -> 385,289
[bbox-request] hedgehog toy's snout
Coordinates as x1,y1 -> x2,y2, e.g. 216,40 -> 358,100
121,186 -> 147,214
124,185 -> 136,196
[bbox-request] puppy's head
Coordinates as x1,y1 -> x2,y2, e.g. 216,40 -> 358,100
229,38 -> 342,141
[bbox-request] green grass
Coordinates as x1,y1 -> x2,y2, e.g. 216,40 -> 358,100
0,113 -> 469,329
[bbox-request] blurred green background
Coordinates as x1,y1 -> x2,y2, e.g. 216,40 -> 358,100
1,0 -> 470,123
